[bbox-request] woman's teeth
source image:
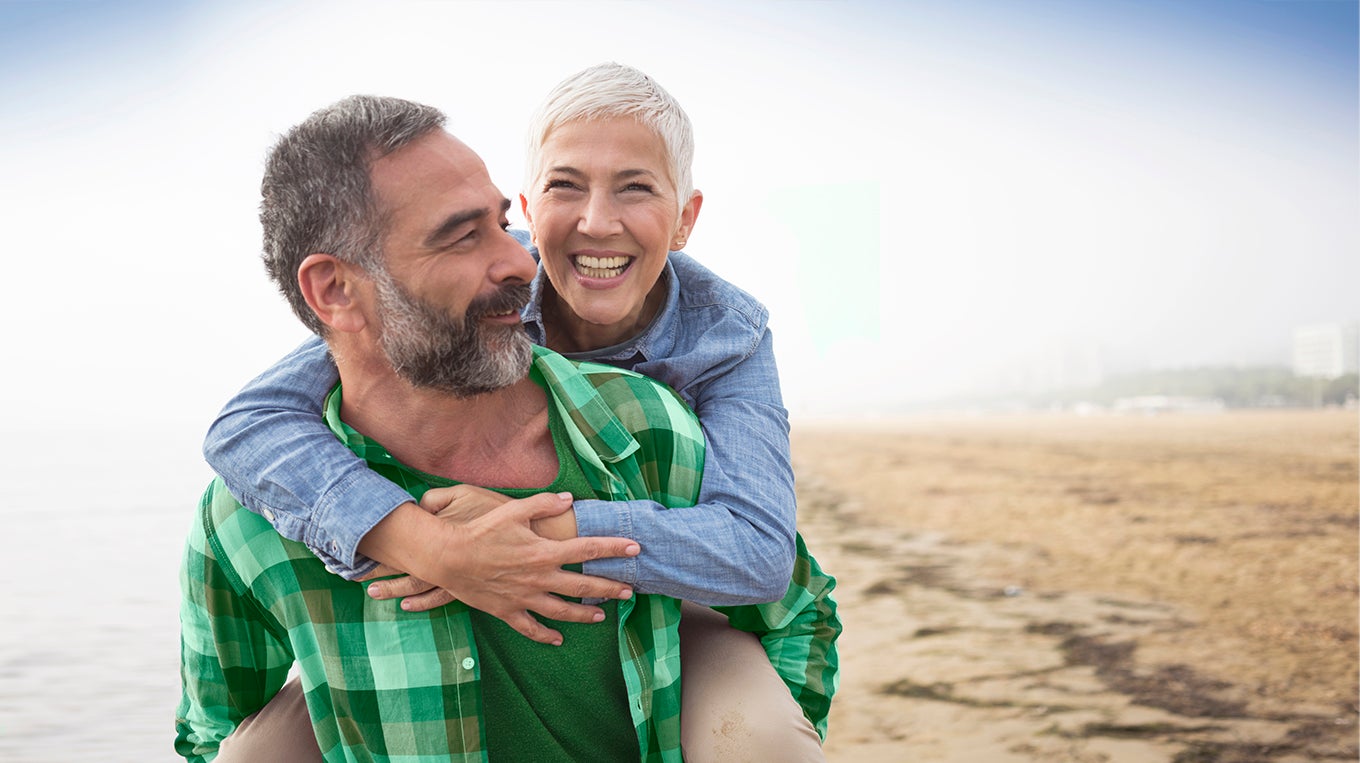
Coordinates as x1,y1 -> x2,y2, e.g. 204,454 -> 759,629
574,255 -> 628,279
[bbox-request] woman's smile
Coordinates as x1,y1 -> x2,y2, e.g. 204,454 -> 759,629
572,251 -> 635,282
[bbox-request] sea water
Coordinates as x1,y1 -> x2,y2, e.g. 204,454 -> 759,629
0,430 -> 211,762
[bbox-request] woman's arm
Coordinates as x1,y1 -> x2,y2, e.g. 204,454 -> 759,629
573,328 -> 799,605
202,337 -> 410,577
202,338 -> 640,644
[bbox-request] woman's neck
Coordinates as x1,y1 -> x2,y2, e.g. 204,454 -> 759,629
543,279 -> 667,354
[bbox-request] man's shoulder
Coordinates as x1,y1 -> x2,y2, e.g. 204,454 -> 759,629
192,478 -> 307,581
533,347 -> 705,506
534,347 -> 697,427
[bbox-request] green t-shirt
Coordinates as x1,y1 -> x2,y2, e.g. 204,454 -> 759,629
456,392 -> 635,761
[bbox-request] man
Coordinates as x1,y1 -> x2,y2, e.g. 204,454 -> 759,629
177,95 -> 834,762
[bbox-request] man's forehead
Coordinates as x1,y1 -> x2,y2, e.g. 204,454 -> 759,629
372,130 -> 481,185
370,131 -> 502,214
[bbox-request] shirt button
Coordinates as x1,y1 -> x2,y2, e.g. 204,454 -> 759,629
262,509 -> 276,522
461,658 -> 475,670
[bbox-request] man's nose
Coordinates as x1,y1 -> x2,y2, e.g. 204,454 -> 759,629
490,227 -> 538,284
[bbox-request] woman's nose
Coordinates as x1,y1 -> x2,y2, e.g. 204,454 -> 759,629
577,191 -> 623,239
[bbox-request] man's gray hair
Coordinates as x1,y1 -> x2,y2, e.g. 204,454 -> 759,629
524,63 -> 695,214
260,95 -> 446,335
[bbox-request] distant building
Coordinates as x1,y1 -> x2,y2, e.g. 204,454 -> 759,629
1293,322 -> 1359,379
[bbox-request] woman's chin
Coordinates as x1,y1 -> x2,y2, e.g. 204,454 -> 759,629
572,306 -> 633,330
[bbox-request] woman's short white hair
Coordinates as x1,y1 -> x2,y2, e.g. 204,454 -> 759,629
524,62 -> 695,212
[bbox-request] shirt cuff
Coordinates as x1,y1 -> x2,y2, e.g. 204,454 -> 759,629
304,469 -> 414,579
572,497 -> 639,586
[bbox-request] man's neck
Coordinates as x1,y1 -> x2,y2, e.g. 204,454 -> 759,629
335,358 -> 557,489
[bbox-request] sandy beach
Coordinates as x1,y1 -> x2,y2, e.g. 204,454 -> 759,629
800,409 -> 1358,762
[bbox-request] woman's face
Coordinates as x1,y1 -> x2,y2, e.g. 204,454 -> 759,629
522,117 -> 700,351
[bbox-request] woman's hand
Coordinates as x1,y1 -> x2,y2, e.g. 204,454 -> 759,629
423,483 -> 512,522
364,488 -> 619,637
363,486 -> 513,608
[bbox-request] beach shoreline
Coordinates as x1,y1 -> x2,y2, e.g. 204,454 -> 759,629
800,409 -> 1358,762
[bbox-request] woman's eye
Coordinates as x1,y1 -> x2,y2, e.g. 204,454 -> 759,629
545,179 -> 578,191
622,182 -> 654,193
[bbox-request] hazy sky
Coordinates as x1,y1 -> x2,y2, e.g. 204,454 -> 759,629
2,0 -> 1356,441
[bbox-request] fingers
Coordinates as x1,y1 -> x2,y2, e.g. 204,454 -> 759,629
366,575 -> 437,600
513,491 -> 576,521
423,484 -> 513,522
547,568 -> 634,603
418,485 -> 471,515
395,588 -> 457,613
533,599 -> 609,624
500,610 -> 565,646
497,596 -> 611,644
556,536 -> 641,564
355,563 -> 404,582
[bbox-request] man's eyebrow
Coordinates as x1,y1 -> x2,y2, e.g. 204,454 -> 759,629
424,198 -> 512,247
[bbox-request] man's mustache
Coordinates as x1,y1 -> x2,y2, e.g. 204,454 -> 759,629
466,283 -> 531,322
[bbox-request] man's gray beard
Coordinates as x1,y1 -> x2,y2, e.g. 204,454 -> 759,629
371,267 -> 532,398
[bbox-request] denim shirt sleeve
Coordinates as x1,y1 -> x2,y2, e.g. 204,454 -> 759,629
200,337 -> 413,579
573,327 -> 798,606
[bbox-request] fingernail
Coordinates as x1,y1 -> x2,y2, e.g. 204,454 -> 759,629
367,584 -> 381,597
619,588 -> 633,599
593,611 -> 606,622
401,600 -> 413,610
552,638 -> 563,647
625,544 -> 640,556
557,492 -> 573,500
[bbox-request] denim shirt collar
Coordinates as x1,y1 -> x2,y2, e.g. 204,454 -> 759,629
521,256 -> 681,365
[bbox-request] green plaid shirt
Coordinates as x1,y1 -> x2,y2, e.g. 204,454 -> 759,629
177,346 -> 839,762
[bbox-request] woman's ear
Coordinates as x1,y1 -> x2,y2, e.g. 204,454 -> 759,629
519,193 -> 536,244
298,253 -> 369,334
672,190 -> 704,250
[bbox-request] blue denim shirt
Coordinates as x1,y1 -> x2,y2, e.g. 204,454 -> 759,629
202,231 -> 797,605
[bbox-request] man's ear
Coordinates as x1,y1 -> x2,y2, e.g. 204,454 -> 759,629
298,253 -> 369,334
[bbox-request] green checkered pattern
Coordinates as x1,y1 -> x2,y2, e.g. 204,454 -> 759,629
177,346 -> 839,761
532,348 -> 841,740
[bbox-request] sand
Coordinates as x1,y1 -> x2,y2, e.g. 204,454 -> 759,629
797,409 -> 1358,762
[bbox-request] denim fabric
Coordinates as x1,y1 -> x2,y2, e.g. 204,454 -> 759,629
202,230 -> 797,603
203,337 -> 403,578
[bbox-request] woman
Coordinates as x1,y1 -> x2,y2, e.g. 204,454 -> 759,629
206,63 -> 836,760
